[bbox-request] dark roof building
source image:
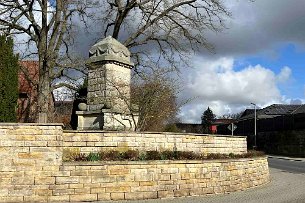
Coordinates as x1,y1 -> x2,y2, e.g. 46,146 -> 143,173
216,104 -> 305,136
238,104 -> 305,121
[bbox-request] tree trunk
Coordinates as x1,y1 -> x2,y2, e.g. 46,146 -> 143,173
37,0 -> 51,123
37,58 -> 50,123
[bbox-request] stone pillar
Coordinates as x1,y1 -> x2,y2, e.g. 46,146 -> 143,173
76,36 -> 138,131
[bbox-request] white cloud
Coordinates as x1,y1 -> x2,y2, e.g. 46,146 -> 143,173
276,66 -> 292,83
178,57 -> 292,123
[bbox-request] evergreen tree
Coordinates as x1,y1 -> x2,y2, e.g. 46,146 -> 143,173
201,107 -> 216,133
0,35 -> 19,122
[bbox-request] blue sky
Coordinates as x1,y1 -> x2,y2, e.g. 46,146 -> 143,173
239,44 -> 305,99
179,0 -> 305,122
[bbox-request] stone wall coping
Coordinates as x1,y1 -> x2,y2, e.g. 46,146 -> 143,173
0,123 -> 64,127
63,157 -> 266,166
63,130 -> 246,138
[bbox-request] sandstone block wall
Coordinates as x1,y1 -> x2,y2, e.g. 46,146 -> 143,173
0,124 -> 268,202
0,124 -> 63,202
54,158 -> 270,201
63,131 -> 247,155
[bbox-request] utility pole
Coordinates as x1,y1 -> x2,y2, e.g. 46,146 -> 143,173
251,103 -> 257,149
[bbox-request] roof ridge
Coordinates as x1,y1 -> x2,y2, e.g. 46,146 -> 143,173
291,104 -> 305,114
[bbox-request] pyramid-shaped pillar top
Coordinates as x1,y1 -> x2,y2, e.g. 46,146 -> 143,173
87,36 -> 133,67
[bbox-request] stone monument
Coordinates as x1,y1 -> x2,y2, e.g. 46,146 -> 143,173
76,36 -> 138,130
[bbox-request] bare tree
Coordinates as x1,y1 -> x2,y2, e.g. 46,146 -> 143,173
0,0 -> 230,123
0,0 -> 95,122
100,0 -> 230,73
131,74 -> 179,131
220,111 -> 243,120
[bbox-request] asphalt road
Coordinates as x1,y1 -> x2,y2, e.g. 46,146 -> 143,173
268,157 -> 305,173
93,158 -> 305,203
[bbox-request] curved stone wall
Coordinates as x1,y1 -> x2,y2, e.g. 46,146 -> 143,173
59,157 -> 270,201
0,124 -> 269,202
63,131 -> 247,155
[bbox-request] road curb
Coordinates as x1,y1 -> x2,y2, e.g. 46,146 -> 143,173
268,156 -> 305,162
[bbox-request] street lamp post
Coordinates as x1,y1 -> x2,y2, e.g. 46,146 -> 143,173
251,103 -> 257,149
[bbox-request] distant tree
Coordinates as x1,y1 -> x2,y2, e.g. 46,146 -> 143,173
0,35 -> 19,122
201,107 -> 216,133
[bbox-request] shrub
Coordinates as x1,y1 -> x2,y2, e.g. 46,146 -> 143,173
74,153 -> 87,161
242,150 -> 265,158
63,148 -> 81,162
87,152 -> 100,161
146,150 -> 161,160
176,151 -> 199,160
63,149 -> 266,162
207,153 -> 228,160
138,152 -> 147,160
99,150 -> 122,161
121,150 -> 139,161
160,150 -> 174,160
229,153 -> 236,159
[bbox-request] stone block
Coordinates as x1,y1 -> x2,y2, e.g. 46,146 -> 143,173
0,177 -> 12,185
16,134 -> 36,141
109,168 -> 130,175
125,192 -> 144,200
42,165 -> 60,171
69,183 -> 84,189
49,184 -> 69,190
24,196 -> 47,202
71,170 -> 88,176
157,190 -> 174,199
34,188 -> 52,196
56,176 -> 79,184
158,174 -> 171,181
9,186 -> 33,196
70,194 -> 98,202
98,192 -> 111,201
35,177 -> 55,185
106,186 -> 130,193
0,196 -> 23,203
139,181 -> 155,186
189,188 -> 204,196
202,187 -> 214,194
174,189 -> 190,197
91,187 -> 105,194
79,176 -> 92,184
11,176 -> 34,185
25,141 -> 48,147
179,184 -> 194,190
52,189 -> 75,195
143,191 -> 158,199
18,152 -> 44,159
0,189 -> 8,196
48,195 -> 70,202
53,170 -> 70,177
110,192 -> 125,200
75,187 -> 91,194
